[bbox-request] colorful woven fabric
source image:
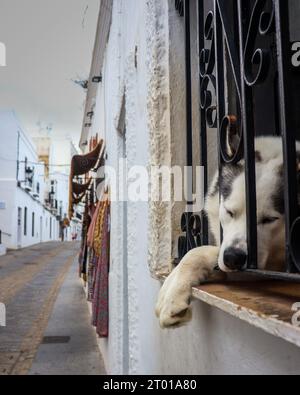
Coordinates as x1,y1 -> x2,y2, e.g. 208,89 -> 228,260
93,196 -> 109,257
92,198 -> 110,338
78,202 -> 92,281
88,252 -> 97,302
87,201 -> 101,248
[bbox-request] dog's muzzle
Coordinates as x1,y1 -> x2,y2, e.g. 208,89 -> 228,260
223,247 -> 247,271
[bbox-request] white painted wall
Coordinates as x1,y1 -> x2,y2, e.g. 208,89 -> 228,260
13,188 -> 59,248
0,111 -> 60,249
83,0 -> 300,375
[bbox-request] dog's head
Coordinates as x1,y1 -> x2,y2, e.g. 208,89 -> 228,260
218,136 -> 294,272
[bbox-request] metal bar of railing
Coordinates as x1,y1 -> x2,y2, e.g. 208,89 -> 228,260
214,1 -> 226,247
198,0 -> 209,245
184,0 -> 194,253
237,0 -> 258,270
274,0 -> 300,273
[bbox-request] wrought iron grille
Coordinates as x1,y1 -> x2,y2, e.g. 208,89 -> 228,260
176,0 -> 300,281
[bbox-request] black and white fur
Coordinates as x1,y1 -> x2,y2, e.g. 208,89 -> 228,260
156,136 -> 299,329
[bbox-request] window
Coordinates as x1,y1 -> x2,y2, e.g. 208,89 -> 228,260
24,207 -> 27,236
32,212 -> 35,237
175,0 -> 300,279
24,157 -> 34,189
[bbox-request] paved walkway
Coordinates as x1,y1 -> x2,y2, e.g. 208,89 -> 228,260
0,242 -> 106,375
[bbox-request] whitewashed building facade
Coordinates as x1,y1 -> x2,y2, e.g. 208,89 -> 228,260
79,0 -> 300,375
0,110 -> 78,250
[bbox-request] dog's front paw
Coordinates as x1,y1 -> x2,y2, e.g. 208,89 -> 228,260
155,247 -> 220,329
156,269 -> 192,329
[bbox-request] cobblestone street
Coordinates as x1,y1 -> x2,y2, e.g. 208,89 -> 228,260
0,242 -> 105,375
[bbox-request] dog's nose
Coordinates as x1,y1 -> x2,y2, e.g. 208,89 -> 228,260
223,248 -> 247,271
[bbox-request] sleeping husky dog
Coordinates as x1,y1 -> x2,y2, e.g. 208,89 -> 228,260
156,136 -> 299,329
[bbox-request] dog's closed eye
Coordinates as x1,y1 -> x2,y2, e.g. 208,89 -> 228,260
260,216 -> 280,225
225,208 -> 235,218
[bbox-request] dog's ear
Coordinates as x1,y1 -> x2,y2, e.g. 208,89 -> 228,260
226,116 -> 262,162
255,151 -> 262,162
226,115 -> 240,157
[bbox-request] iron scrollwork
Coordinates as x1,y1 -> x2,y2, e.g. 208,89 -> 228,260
199,11 -> 217,130
216,0 -> 244,165
244,0 -> 275,87
175,0 -> 184,17
178,213 -> 202,261
177,7 -> 217,261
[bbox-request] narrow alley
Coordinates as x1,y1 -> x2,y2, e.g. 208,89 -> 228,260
1,0 -> 300,378
0,242 -> 105,375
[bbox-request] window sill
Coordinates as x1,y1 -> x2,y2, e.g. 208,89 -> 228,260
193,280 -> 300,348
157,274 -> 300,348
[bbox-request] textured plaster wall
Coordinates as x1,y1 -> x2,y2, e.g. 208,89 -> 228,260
146,0 -> 173,276
168,2 -> 189,260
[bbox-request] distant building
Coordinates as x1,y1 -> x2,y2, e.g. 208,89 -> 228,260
0,111 -> 60,249
0,110 -> 80,250
33,135 -> 82,242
